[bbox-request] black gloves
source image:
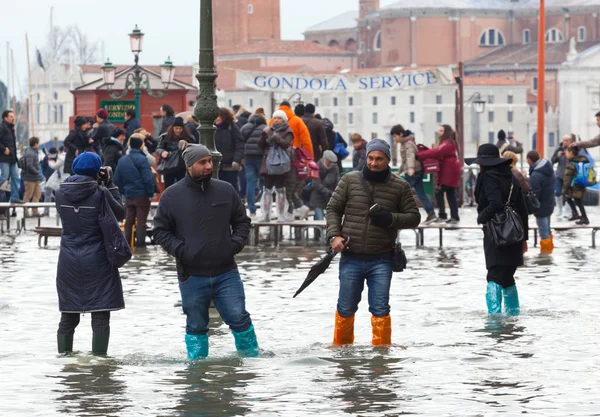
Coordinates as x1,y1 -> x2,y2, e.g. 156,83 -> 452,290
369,209 -> 393,228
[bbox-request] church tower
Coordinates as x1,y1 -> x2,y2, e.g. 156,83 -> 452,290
213,0 -> 281,53
359,0 -> 380,19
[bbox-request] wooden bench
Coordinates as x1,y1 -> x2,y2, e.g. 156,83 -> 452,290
35,226 -> 62,247
409,224 -> 600,248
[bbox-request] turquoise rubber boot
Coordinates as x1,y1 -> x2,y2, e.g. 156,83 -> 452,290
502,285 -> 520,316
232,324 -> 259,357
185,334 -> 209,360
486,282 -> 503,314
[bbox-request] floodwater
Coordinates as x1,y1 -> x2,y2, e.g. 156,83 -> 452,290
1,208 -> 600,416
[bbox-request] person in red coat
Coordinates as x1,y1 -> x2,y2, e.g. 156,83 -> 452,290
418,125 -> 461,224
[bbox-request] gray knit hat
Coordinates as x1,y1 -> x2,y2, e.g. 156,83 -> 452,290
182,144 -> 211,167
366,138 -> 391,160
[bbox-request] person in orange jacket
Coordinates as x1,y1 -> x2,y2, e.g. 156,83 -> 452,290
269,101 -> 314,219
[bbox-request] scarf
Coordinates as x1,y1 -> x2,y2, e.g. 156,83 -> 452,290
272,121 -> 290,133
362,165 -> 390,183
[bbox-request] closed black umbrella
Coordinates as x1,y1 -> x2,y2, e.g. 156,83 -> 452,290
293,238 -> 349,298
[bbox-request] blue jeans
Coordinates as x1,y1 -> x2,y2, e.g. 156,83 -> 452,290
219,170 -> 239,194
337,253 -> 393,318
536,216 -> 552,240
0,162 -> 20,202
244,158 -> 262,214
555,178 -> 563,197
179,269 -> 252,335
314,207 -> 324,220
405,172 -> 434,216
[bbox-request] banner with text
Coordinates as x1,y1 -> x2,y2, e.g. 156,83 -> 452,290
235,67 -> 454,93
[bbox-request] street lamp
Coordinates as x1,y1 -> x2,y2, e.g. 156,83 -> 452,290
287,92 -> 303,108
194,0 -> 222,177
100,25 -> 176,120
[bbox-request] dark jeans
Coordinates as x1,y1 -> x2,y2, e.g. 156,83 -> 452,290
239,167 -> 246,197
179,268 -> 252,335
337,253 -> 393,318
567,197 -> 587,218
244,158 -> 262,213
125,196 -> 151,232
436,185 -> 459,220
487,265 -> 517,288
164,172 -> 185,189
219,170 -> 239,194
58,311 -> 111,335
555,178 -> 564,197
406,172 -> 435,216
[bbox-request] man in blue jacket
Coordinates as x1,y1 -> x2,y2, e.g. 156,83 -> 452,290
114,136 -> 154,247
153,144 -> 258,359
527,150 -> 556,254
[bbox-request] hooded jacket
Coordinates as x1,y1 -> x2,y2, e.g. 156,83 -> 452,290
475,163 -> 529,269
215,122 -> 245,169
257,122 -> 294,176
241,114 -> 267,159
268,105 -> 314,158
309,159 -> 340,210
417,138 -> 461,188
399,132 -> 423,173
114,149 -> 155,199
153,175 -> 251,278
563,155 -> 590,199
0,120 -> 17,164
55,175 -> 125,313
301,113 -> 328,161
235,109 -> 252,129
22,146 -> 41,182
529,159 -> 556,217
352,140 -> 367,171
551,145 -> 568,180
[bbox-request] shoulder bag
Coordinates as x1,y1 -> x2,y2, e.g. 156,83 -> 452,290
359,174 -> 407,272
487,182 -> 525,248
99,189 -> 132,268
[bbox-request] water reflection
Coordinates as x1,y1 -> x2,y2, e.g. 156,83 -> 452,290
329,353 -> 406,416
52,361 -> 129,416
476,318 -> 526,345
166,360 -> 256,417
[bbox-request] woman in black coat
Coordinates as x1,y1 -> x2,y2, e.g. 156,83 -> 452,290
156,117 -> 193,188
214,108 -> 245,193
54,152 -> 125,355
63,116 -> 92,175
466,144 -> 529,316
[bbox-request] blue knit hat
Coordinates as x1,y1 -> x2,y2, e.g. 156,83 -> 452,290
366,138 -> 391,160
72,152 -> 102,176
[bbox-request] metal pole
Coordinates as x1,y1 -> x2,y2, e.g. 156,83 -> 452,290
134,53 -> 141,119
537,0 -> 546,157
458,62 -> 465,206
194,0 -> 221,177
25,34 -> 35,138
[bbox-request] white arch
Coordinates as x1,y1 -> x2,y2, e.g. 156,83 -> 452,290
373,30 -> 381,51
479,28 -> 505,46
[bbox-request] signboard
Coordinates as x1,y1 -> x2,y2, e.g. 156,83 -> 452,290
235,67 -> 453,93
99,100 -> 136,123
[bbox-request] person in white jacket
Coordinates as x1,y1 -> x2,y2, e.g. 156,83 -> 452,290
44,147 -> 69,216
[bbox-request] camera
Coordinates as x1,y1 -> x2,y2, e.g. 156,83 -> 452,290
98,167 -> 109,181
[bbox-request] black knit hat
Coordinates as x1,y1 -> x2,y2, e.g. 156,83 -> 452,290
172,117 -> 185,128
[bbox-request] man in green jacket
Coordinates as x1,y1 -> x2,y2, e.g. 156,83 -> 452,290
326,139 -> 421,346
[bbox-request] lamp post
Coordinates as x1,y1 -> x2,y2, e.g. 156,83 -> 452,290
100,25 -> 176,121
287,92 -> 303,108
194,0 -> 221,177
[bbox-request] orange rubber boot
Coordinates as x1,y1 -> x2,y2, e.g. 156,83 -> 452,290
371,315 -> 392,346
540,238 -> 553,254
333,311 -> 354,345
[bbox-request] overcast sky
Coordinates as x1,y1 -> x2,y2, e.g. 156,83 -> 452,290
1,0 -> 397,98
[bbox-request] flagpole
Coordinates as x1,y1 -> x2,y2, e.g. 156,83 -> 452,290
26,33 -> 35,137
537,0 -> 545,157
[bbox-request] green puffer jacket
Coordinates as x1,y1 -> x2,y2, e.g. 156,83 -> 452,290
326,170 -> 421,254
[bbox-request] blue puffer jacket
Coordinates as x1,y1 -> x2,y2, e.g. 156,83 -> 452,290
55,175 -> 126,313
114,149 -> 154,199
529,158 -> 556,218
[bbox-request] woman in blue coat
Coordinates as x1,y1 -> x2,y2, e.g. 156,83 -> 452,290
54,152 -> 126,355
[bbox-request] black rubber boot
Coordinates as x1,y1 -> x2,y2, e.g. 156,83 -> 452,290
125,226 -> 133,248
92,333 -> 110,356
57,333 -> 74,354
136,228 -> 147,248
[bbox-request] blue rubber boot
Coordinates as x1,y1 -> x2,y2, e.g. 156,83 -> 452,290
502,285 -> 520,316
185,334 -> 209,360
232,324 -> 259,357
486,282 -> 503,314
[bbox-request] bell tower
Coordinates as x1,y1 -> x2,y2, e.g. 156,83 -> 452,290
359,0 -> 380,19
213,0 -> 281,54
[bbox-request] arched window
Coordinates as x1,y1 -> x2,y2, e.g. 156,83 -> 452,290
578,26 -> 586,42
373,30 -> 382,51
328,39 -> 340,48
545,28 -> 564,43
345,38 -> 357,52
479,29 -> 505,46
248,4 -> 253,14
523,29 -> 531,44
